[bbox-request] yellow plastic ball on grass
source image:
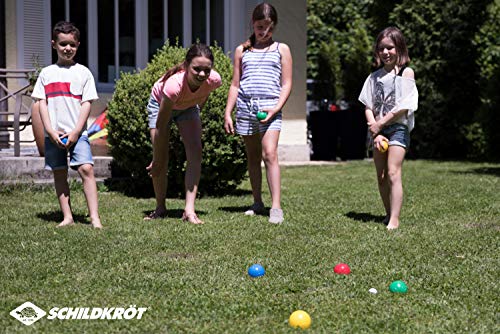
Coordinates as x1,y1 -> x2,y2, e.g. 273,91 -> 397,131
289,310 -> 311,329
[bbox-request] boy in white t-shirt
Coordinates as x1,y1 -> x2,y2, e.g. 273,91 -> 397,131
32,21 -> 102,229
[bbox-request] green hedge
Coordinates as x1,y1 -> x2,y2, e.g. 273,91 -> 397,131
107,43 -> 247,196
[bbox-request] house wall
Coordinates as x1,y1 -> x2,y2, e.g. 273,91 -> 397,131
2,0 -> 309,160
266,0 -> 308,159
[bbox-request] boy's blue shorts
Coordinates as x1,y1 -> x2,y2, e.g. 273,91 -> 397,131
44,135 -> 94,171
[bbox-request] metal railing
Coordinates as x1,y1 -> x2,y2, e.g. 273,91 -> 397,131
0,68 -> 36,156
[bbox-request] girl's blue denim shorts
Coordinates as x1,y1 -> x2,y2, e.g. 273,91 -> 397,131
147,95 -> 200,128
379,123 -> 410,150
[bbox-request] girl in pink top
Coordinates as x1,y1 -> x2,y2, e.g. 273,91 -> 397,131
145,44 -> 222,224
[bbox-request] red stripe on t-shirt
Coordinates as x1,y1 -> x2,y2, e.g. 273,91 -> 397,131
44,82 -> 82,100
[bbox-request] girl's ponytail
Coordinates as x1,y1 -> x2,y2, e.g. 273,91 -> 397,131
160,62 -> 186,83
242,33 -> 256,52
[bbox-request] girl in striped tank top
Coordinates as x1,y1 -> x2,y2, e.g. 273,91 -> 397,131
224,3 -> 293,224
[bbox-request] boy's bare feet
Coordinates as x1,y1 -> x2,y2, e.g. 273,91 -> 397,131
56,219 -> 75,228
91,217 -> 103,229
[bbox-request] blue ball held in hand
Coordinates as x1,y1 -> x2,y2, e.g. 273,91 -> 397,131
256,111 -> 268,121
60,137 -> 68,144
248,264 -> 265,277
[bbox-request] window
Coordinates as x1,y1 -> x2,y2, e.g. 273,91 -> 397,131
148,0 -> 164,60
97,0 -> 114,83
50,0 -> 88,66
210,0 -> 224,49
44,0 -> 226,88
192,0 -> 206,44
97,0 -> 135,83
167,0 -> 183,46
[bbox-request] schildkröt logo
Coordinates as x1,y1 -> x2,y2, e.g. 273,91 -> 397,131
10,302 -> 148,326
10,302 -> 47,326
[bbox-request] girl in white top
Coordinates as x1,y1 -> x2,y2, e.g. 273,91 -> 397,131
224,3 -> 293,224
358,27 -> 418,230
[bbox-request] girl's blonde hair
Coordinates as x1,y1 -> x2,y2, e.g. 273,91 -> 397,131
373,26 -> 410,68
242,3 -> 278,52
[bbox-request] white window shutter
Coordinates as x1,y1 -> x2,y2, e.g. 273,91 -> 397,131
20,0 -> 51,68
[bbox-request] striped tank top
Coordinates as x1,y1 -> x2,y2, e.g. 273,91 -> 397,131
238,43 -> 282,99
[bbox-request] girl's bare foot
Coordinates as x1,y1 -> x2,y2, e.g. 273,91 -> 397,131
91,217 -> 103,229
182,212 -> 204,225
56,218 -> 75,228
386,219 -> 399,230
144,209 -> 167,220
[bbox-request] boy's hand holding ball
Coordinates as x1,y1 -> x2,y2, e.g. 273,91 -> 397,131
59,134 -> 68,145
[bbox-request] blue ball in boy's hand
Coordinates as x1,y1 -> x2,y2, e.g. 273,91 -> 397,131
248,264 -> 265,277
60,136 -> 68,144
256,111 -> 268,121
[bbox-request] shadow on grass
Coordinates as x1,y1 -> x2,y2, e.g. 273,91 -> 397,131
218,189 -> 253,197
37,211 -> 90,225
453,166 -> 500,177
142,209 -> 207,220
103,177 -> 252,199
218,206 -> 268,216
345,211 -> 387,224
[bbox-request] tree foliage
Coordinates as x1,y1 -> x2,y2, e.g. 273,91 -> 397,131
391,0 -> 491,159
308,0 -> 499,160
307,0 -> 372,102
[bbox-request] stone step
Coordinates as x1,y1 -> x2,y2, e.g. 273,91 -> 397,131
0,156 -> 112,182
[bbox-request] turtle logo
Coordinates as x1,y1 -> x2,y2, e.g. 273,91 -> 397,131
10,302 -> 47,326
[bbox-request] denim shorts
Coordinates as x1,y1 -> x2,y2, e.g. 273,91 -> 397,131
44,135 -> 93,171
147,94 -> 200,128
379,123 -> 410,150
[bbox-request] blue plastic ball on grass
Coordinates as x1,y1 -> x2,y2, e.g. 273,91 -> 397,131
248,264 -> 265,277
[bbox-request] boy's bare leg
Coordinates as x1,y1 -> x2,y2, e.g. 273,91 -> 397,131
53,169 -> 74,227
78,164 -> 102,228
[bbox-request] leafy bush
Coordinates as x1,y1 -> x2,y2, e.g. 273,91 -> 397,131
107,43 -> 247,196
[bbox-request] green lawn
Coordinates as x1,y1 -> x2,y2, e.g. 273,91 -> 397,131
1,160 -> 498,333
